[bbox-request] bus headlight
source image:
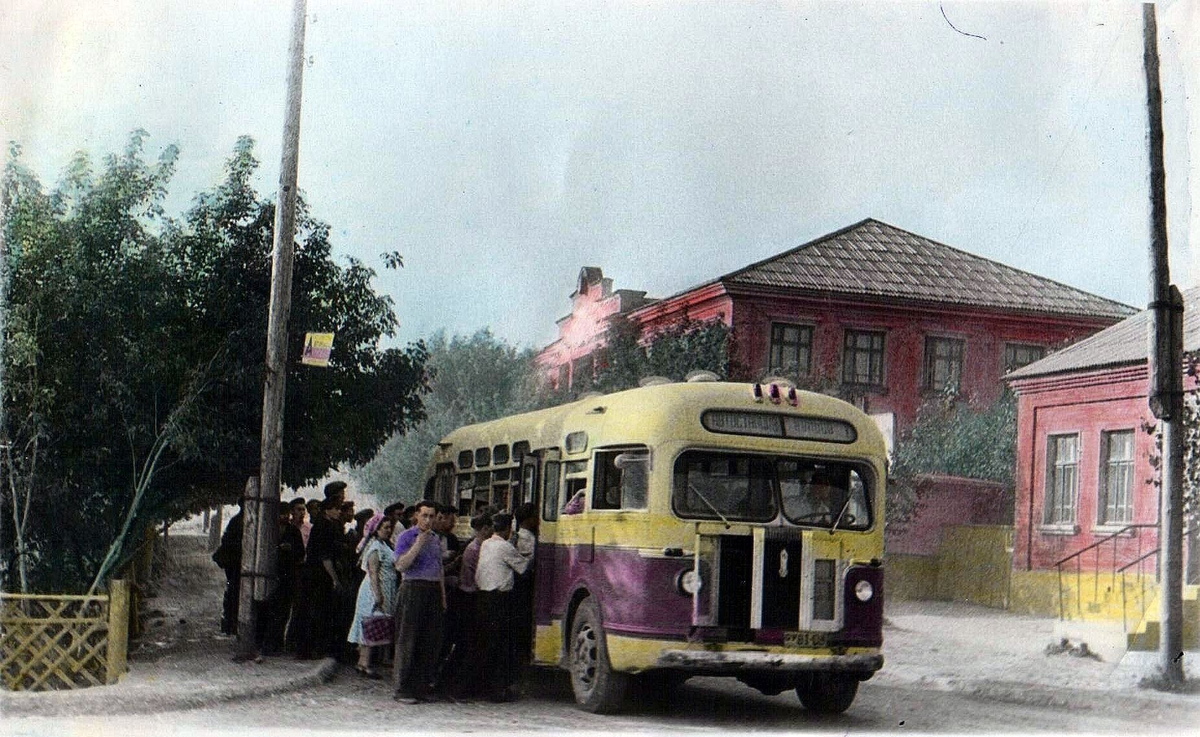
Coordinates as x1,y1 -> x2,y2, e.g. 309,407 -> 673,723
676,569 -> 702,596
854,579 -> 874,602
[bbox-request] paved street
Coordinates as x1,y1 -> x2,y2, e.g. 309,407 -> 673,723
4,534 -> 1197,736
5,666 -> 1198,735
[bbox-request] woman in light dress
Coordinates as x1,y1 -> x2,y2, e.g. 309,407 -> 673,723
347,514 -> 397,677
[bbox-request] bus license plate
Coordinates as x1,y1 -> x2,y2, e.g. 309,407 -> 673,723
784,631 -> 828,649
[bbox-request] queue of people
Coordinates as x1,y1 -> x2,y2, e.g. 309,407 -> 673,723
212,482 -> 539,703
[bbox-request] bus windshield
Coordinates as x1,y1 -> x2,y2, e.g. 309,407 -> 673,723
672,451 -> 872,530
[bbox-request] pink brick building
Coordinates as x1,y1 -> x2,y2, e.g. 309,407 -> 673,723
1007,288 -> 1200,572
537,219 -> 1134,437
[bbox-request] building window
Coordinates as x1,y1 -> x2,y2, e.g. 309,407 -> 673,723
1004,343 -> 1046,373
767,323 -> 813,377
556,364 -> 568,391
842,330 -> 886,387
1044,434 -> 1079,525
1099,430 -> 1135,526
923,336 -> 964,392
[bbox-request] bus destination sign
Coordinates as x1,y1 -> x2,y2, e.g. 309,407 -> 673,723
702,411 -> 857,444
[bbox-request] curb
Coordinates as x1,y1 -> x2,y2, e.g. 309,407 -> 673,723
0,658 -> 339,718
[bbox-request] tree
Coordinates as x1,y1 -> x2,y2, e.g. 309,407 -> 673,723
354,329 -> 537,504
1142,350 -> 1200,584
590,314 -> 733,393
0,133 -> 429,593
887,387 -> 1017,528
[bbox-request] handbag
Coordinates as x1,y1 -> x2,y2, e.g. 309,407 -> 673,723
361,613 -> 394,646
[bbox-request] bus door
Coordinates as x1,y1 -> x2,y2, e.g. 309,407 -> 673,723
432,463 -> 455,507
533,449 -> 562,658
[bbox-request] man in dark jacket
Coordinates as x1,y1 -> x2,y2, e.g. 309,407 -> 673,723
264,503 -> 305,654
295,498 -> 347,659
213,501 -> 244,636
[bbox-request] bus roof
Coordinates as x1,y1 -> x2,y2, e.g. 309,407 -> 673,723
428,381 -> 887,467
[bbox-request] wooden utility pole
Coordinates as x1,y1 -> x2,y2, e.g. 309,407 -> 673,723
1142,2 -> 1185,687
237,0 -> 308,660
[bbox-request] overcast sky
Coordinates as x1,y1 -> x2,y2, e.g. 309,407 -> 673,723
2,1 -> 1197,350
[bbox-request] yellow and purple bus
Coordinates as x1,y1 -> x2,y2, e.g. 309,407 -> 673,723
422,376 -> 886,713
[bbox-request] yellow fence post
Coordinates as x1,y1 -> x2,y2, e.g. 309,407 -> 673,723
106,580 -> 129,685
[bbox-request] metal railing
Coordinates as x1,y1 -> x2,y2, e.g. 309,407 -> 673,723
1116,522 -> 1198,633
1054,524 -> 1158,621
1118,548 -> 1159,632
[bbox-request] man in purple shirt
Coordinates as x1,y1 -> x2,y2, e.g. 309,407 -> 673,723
391,500 -> 446,703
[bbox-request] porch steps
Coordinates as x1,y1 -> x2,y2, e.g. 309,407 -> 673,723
1126,585 -> 1200,651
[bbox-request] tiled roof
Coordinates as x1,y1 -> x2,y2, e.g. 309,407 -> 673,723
1006,286 -> 1200,380
721,219 -> 1136,321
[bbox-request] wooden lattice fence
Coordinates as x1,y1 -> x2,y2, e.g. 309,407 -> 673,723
0,581 -> 129,691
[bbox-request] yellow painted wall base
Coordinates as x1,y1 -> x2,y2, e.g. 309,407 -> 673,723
887,525 -> 1012,609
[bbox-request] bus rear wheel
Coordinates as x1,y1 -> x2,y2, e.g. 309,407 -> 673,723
795,673 -> 858,714
568,598 -> 628,713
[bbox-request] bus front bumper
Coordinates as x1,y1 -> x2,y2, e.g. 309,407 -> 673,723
656,650 -> 883,675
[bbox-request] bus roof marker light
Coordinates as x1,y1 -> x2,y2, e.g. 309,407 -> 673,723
786,387 -> 798,407
768,383 -> 782,404
752,383 -> 764,403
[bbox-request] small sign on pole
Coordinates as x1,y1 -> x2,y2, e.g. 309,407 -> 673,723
300,332 -> 334,367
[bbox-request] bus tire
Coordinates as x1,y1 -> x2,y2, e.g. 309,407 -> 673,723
795,673 -> 858,714
568,598 -> 628,713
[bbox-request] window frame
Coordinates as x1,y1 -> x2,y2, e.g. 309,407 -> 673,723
841,329 -> 887,388
1043,433 -> 1080,528
923,335 -> 965,392
1097,429 -> 1135,527
1003,342 -> 1046,374
767,322 -> 814,378
591,446 -> 651,512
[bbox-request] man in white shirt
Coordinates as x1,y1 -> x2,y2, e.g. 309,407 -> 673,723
475,512 -> 530,702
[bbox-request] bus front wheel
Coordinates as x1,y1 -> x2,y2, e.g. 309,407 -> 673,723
795,673 -> 858,714
568,598 -> 629,713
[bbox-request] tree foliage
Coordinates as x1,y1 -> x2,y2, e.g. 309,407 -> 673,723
353,330 -> 538,505
1,133 -> 429,593
589,314 -> 732,393
887,388 -> 1017,527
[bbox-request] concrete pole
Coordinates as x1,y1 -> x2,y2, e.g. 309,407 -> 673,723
1142,2 -> 1185,686
236,477 -> 261,660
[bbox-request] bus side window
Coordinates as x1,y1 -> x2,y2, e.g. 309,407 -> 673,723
542,461 -> 561,521
562,460 -> 588,515
593,448 -> 649,510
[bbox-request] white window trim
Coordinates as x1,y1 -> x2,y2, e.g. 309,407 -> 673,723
1043,431 -> 1081,527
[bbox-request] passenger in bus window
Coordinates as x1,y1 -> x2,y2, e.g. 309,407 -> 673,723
561,487 -> 586,515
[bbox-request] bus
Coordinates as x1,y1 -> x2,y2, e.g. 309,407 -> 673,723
422,376 -> 886,714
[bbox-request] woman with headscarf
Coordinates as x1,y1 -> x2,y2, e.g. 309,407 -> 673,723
347,514 -> 398,677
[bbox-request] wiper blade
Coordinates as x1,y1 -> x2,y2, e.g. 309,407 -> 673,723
829,497 -> 852,534
688,483 -> 732,530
